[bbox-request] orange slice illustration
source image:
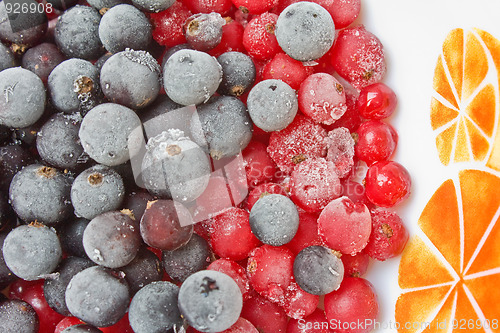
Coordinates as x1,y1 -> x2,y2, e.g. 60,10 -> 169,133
431,28 -> 500,171
397,169 -> 500,333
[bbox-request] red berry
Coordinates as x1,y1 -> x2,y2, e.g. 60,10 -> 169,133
262,53 -> 313,90
150,2 -> 193,47
298,73 -> 347,125
54,317 -> 84,333
183,0 -> 233,15
208,259 -> 253,300
267,115 -> 328,174
232,0 -> 279,14
341,251 -> 370,277
210,207 -> 261,261
286,308 -> 332,333
355,120 -> 398,165
242,140 -> 277,187
331,25 -> 386,90
324,277 -> 379,333
286,211 -> 323,255
325,127 -> 355,178
317,196 -> 371,255
243,12 -> 281,61
357,82 -> 397,120
364,161 -> 411,207
209,19 -> 246,58
329,86 -> 362,132
241,294 -> 288,333
340,179 -> 371,207
318,0 -> 361,29
247,245 -> 294,303
194,176 -> 234,222
220,317 -> 260,333
290,157 -> 342,212
282,282 -> 319,319
245,182 -> 287,210
100,313 -> 134,333
8,279 -> 65,333
363,209 -> 409,261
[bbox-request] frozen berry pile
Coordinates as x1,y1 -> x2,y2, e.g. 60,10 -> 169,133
0,0 -> 411,332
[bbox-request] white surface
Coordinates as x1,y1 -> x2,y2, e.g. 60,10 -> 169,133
359,1 -> 500,331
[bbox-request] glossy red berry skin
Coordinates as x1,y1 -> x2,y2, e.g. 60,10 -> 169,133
324,277 -> 379,333
355,120 -> 398,165
208,259 -> 253,300
150,2 -> 193,47
286,211 -> 323,255
357,82 -> 397,120
241,294 -> 288,333
263,53 -> 313,90
341,251 -> 370,277
243,12 -> 281,61
208,19 -> 246,58
54,317 -> 84,333
8,279 -> 65,333
245,182 -> 287,211
232,0 -> 279,14
364,161 -> 411,207
242,140 -> 278,187
282,282 -> 319,319
363,209 -> 409,261
210,207 -> 261,261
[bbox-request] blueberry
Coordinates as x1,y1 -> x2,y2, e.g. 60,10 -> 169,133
0,41 -> 16,71
161,43 -> 192,70
293,245 -> 344,295
48,59 -> 101,114
0,144 -> 34,192
98,4 -> 152,54
163,49 -> 222,105
100,49 -> 161,109
79,103 -> 142,166
192,96 -> 253,159
128,281 -> 183,333
217,51 -> 256,97
141,129 -> 210,202
55,5 -> 104,60
9,164 -> 73,225
61,325 -> 103,333
162,234 -> 211,282
123,190 -> 155,221
36,112 -> 86,170
178,270 -> 243,332
71,164 -> 125,220
184,13 -> 226,51
275,2 -> 335,61
0,0 -> 47,47
0,233 -> 16,290
65,266 -> 130,327
247,79 -> 298,132
86,0 -> 123,11
249,194 -> 299,246
45,0 -> 79,11
22,43 -> 65,83
94,52 -> 112,72
0,67 -> 46,128
0,299 -> 39,333
119,247 -> 163,295
2,223 -> 62,281
140,95 -> 185,140
44,256 -> 95,316
131,0 -> 175,13
83,211 -> 141,268
58,218 -> 90,258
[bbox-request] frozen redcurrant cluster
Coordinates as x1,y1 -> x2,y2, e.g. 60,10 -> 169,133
0,0 -> 411,332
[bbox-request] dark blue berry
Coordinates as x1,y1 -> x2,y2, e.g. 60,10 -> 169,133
22,43 -> 66,83
119,247 -> 163,295
0,144 -> 34,192
217,51 -> 256,97
184,13 -> 225,51
0,232 -> 16,290
0,41 -> 16,71
0,299 -> 39,333
0,0 -> 47,47
131,0 -> 175,13
58,218 -> 90,259
61,325 -> 103,333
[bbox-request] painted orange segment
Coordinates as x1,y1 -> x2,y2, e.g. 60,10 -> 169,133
465,84 -> 496,137
465,118 -> 490,161
418,179 -> 461,274
399,235 -> 455,289
466,214 -> 500,276
435,122 -> 457,165
453,284 -> 484,333
466,274 -> 500,332
420,289 -> 455,333
430,97 -> 459,130
454,118 -> 470,163
442,29 -> 464,102
433,56 -> 460,109
463,31 -> 489,101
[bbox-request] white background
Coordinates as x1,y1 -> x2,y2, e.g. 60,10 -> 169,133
358,1 -> 500,331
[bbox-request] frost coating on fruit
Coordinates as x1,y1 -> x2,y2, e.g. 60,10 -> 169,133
65,266 -> 130,327
100,49 -> 161,109
192,96 -> 253,159
61,325 -> 103,333
163,49 -> 223,105
325,127 -> 355,178
293,245 -> 344,295
178,270 -> 243,332
0,42 -> 15,71
131,0 -> 175,13
9,164 -> 73,225
128,281 -> 183,333
0,299 -> 39,333
141,129 -> 211,202
2,224 -> 62,281
275,2 -> 335,61
249,194 -> 299,246
48,59 -> 101,114
0,67 -> 45,128
247,79 -> 298,132
71,164 -> 125,220
184,12 -> 226,51
98,4 -> 152,53
79,103 -> 143,166
55,5 -> 103,60
217,51 -> 256,97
